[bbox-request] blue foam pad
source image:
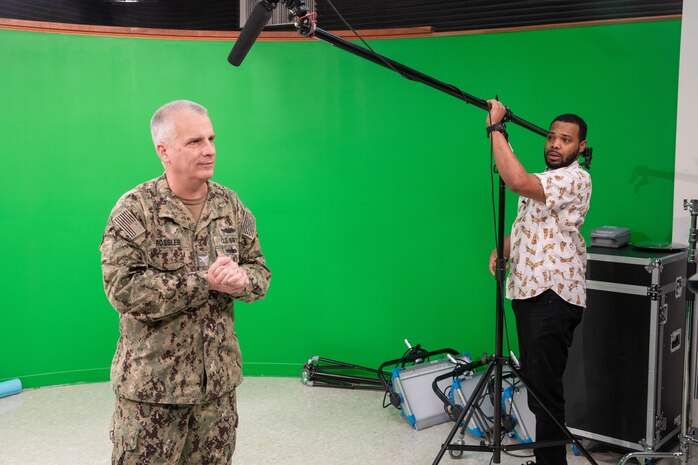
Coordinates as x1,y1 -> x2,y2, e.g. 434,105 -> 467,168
0,378 -> 22,398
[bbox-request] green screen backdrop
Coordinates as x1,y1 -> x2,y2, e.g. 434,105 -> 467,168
0,19 -> 681,388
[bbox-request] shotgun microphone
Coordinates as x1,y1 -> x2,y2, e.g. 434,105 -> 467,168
228,0 -> 277,66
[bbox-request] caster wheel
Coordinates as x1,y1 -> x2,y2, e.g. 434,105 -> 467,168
448,439 -> 465,459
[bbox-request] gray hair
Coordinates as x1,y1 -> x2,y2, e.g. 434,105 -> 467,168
150,100 -> 208,146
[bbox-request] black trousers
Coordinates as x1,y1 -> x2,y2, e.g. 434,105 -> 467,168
512,290 -> 583,465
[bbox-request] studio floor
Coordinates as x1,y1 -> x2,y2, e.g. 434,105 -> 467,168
0,377 -> 688,465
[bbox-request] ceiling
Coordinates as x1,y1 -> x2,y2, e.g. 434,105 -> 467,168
0,0 -> 683,32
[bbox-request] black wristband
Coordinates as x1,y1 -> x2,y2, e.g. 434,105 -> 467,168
486,122 -> 507,138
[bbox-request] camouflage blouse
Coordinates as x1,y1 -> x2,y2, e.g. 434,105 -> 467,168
101,175 -> 271,404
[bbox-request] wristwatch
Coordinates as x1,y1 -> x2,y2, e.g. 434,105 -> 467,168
486,122 -> 507,138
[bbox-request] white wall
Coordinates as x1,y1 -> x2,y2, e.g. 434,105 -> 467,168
673,2 -> 698,245
677,0 -> 698,428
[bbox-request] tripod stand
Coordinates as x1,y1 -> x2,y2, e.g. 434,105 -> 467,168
616,199 -> 698,465
431,170 -> 598,465
431,353 -> 535,454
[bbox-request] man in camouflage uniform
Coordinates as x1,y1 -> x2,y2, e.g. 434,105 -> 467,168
101,100 -> 271,464
486,100 -> 590,465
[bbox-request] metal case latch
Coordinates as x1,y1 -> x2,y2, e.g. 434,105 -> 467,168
648,284 -> 662,301
676,276 -> 683,298
659,302 -> 668,325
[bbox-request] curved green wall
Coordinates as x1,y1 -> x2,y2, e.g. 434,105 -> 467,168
0,19 -> 681,388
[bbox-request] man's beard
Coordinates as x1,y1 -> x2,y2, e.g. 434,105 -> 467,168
544,150 -> 580,169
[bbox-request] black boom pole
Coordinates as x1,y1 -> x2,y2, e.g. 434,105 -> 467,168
311,26 -> 549,138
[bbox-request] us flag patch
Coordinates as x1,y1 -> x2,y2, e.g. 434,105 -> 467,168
241,211 -> 256,239
113,210 -> 145,240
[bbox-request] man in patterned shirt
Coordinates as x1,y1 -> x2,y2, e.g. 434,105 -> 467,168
486,99 -> 591,465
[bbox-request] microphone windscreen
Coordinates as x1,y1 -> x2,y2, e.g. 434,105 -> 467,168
228,2 -> 274,66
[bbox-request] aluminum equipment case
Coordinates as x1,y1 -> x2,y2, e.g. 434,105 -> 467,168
392,358 -> 456,430
563,245 -> 688,451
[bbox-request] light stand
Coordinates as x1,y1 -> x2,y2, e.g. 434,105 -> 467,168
229,1 -> 592,463
430,171 -> 597,465
301,356 -> 389,390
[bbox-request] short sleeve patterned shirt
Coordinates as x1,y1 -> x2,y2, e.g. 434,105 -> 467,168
506,161 -> 592,307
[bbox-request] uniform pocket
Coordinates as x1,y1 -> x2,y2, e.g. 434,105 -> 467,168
147,247 -> 186,271
221,396 -> 239,456
215,229 -> 240,262
201,395 -> 238,463
110,423 -> 138,464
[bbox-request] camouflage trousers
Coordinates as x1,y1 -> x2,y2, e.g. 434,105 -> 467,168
110,390 -> 238,465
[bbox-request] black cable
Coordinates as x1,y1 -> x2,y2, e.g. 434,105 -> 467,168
322,0 -> 410,81
320,0 -> 478,108
504,451 -> 536,458
491,131 -> 498,261
381,344 -> 433,408
313,2 -> 523,444
500,374 -> 535,459
382,390 -> 394,409
316,1 -> 511,375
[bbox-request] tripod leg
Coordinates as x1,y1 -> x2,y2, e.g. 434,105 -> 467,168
507,362 -> 599,465
473,406 -> 494,442
453,379 -> 494,440
432,360 -> 497,465
453,385 -> 483,437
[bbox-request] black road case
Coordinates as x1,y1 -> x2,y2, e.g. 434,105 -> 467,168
563,246 -> 688,451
